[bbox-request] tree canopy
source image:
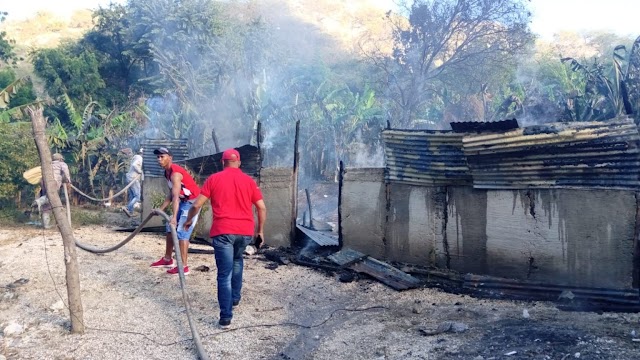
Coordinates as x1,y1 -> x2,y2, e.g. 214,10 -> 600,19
366,0 -> 534,127
0,11 -> 18,65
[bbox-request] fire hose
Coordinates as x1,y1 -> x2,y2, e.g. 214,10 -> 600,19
68,199 -> 210,360
69,175 -> 140,202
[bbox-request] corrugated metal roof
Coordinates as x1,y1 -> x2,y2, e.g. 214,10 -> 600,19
141,139 -> 189,178
462,117 -> 640,190
382,129 -> 472,186
182,144 -> 262,181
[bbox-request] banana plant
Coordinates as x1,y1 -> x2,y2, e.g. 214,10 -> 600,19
0,77 -> 44,122
0,77 -> 29,109
52,92 -> 143,196
307,82 -> 382,179
560,36 -> 640,121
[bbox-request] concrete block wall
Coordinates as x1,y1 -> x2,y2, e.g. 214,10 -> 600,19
476,189 -> 635,288
141,177 -> 167,228
386,184 -> 444,265
340,171 -> 637,288
260,168 -> 294,248
341,168 -> 386,258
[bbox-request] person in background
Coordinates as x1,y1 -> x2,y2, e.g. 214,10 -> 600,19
183,148 -> 267,328
151,147 -> 201,275
33,153 -> 72,229
122,148 -> 144,217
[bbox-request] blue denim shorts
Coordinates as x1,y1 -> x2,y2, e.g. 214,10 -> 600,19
166,201 -> 199,241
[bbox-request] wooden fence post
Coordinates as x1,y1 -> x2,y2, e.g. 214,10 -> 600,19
28,106 -> 85,334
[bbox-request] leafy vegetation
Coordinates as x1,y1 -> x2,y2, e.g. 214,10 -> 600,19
559,36 -> 640,121
0,121 -> 39,204
367,0 -> 534,127
0,0 -> 639,208
71,209 -> 104,226
0,11 -> 18,65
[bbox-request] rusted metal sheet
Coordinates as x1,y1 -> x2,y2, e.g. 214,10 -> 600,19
181,144 -> 261,181
382,129 -> 472,186
141,139 -> 189,178
462,117 -> 640,190
297,224 -> 339,247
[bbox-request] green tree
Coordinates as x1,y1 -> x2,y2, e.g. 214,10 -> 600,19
84,3 -> 146,106
0,121 -> 39,204
126,0 -> 230,150
32,45 -> 105,103
0,11 -> 18,65
369,0 -> 533,127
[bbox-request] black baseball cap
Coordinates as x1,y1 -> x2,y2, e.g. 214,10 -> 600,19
153,147 -> 172,156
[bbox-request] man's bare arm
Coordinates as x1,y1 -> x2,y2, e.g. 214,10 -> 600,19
255,199 -> 266,239
169,172 -> 183,224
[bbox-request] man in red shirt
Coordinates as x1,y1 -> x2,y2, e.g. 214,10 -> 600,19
184,148 -> 266,328
151,147 -> 201,275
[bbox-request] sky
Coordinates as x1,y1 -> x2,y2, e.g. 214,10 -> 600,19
529,0 -> 639,40
2,0 -> 639,40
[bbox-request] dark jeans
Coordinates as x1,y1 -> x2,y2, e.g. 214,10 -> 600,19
212,234 -> 252,320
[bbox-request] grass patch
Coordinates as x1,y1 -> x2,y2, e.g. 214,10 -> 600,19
0,207 -> 30,226
71,209 -> 105,226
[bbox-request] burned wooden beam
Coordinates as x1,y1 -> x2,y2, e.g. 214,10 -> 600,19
464,274 -> 640,305
338,160 -> 344,248
350,257 -> 421,291
633,191 -> 640,287
291,119 -> 300,246
400,265 -> 464,283
305,188 -> 313,229
325,247 -> 422,290
292,257 -> 342,272
556,302 -> 640,313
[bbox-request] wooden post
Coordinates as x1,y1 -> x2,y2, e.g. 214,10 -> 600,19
211,128 -> 220,154
304,188 -> 313,229
290,119 -> 300,245
338,160 -> 344,248
256,121 -> 262,149
633,192 -> 640,288
28,106 -> 85,334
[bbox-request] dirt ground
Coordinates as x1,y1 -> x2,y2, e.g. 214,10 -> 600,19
1,209 -> 640,360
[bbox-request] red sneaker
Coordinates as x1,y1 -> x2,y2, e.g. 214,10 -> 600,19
150,257 -> 174,268
167,266 -> 189,275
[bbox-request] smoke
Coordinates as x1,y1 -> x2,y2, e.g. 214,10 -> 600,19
137,0 -> 369,167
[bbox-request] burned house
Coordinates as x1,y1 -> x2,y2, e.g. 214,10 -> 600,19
138,117 -> 640,293
341,117 -> 640,290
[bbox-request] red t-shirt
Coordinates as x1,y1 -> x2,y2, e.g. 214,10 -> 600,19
164,164 -> 200,201
200,167 -> 263,237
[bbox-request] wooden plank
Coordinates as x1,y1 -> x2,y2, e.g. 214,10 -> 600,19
350,257 -> 421,291
328,248 -> 367,267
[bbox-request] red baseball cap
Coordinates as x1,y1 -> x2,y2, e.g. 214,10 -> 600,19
222,148 -> 240,161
